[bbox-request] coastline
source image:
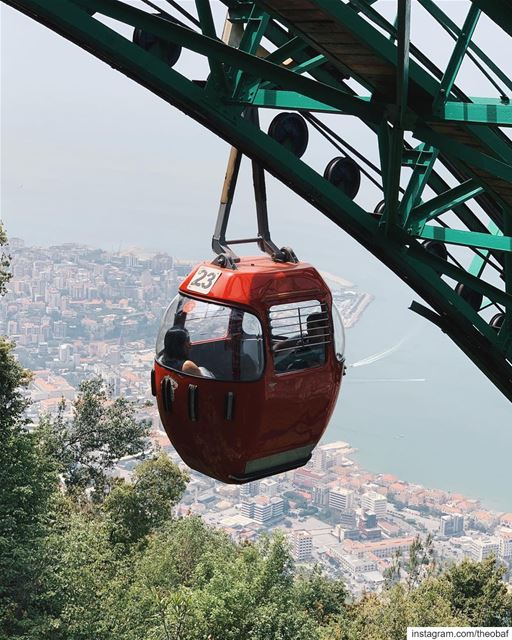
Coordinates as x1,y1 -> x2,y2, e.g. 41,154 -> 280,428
336,441 -> 512,527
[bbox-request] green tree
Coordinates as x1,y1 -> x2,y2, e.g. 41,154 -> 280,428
295,565 -> 347,625
405,534 -> 436,589
0,228 -> 60,637
113,523 -> 325,640
104,452 -> 189,544
442,556 -> 512,626
0,341 -> 60,637
48,512 -> 126,640
37,378 -> 150,497
324,579 -> 465,640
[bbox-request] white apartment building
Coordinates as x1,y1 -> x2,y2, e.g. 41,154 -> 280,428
241,496 -> 284,524
496,528 -> 512,559
468,537 -> 501,562
440,514 -> 464,537
293,530 -> 313,562
361,537 -> 415,559
259,478 -> 279,498
254,500 -> 273,524
329,487 -> 355,511
362,491 -> 387,518
240,481 -> 260,499
312,485 -> 330,507
240,500 -> 254,519
334,552 -> 377,576
311,448 -> 328,472
270,496 -> 284,518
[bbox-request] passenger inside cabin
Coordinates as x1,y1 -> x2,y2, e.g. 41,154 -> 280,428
162,327 -> 203,376
303,312 -> 327,345
274,311 -> 327,352
273,311 -> 327,372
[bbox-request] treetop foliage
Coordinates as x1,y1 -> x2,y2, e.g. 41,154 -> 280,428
37,377 -> 151,498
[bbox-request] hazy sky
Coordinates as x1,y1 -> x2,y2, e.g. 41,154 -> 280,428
1,2 -> 511,506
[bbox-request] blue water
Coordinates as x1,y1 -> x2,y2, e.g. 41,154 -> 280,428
326,282 -> 512,513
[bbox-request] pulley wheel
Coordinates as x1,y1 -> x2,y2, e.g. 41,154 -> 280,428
268,113 -> 309,158
490,313 -> 505,330
324,157 -> 361,200
422,240 -> 448,261
455,283 -> 483,311
133,14 -> 181,68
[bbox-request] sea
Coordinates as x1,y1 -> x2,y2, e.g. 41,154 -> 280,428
326,268 -> 512,513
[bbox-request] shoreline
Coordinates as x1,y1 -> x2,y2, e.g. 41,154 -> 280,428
337,441 -> 512,523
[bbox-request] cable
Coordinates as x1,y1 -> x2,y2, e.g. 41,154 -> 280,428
163,0 -> 201,28
303,113 -> 392,193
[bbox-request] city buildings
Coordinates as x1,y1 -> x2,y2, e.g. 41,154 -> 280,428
241,496 -> 284,524
440,513 -> 465,537
468,537 -> 501,562
329,487 -> 355,511
362,491 -> 387,518
293,530 -> 313,561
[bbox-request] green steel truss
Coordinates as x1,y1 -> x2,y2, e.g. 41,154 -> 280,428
3,0 -> 512,401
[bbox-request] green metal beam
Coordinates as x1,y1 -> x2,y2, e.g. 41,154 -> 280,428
195,0 -> 227,94
418,225 -> 511,253
399,8 -> 481,228
502,205 -> 512,347
406,243 -> 511,311
468,220 -> 501,277
436,101 -> 512,126
69,0 -> 384,123
237,5 -> 268,56
264,36 -> 307,64
289,0 -> 453,99
417,0 -> 512,96
398,145 -> 439,227
248,89 -> 373,113
414,124 -> 512,183
471,0 -> 512,39
432,4 -> 481,110
401,148 -> 435,167
409,179 -> 484,229
250,90 -> 338,112
384,0 -> 410,231
232,5 -> 269,99
290,54 -> 327,75
261,18 -> 355,92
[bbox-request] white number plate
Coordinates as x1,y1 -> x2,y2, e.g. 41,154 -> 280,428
187,266 -> 222,294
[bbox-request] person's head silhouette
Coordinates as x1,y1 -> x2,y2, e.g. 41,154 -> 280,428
164,327 -> 191,360
306,312 -> 326,343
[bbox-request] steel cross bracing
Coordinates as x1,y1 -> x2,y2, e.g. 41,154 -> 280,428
3,0 -> 512,400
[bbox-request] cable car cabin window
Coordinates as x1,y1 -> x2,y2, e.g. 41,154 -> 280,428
156,294 -> 264,381
332,303 -> 346,362
270,300 -> 331,373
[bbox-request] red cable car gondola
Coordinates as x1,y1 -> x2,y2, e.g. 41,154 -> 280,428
151,113 -> 346,482
152,256 -> 345,483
